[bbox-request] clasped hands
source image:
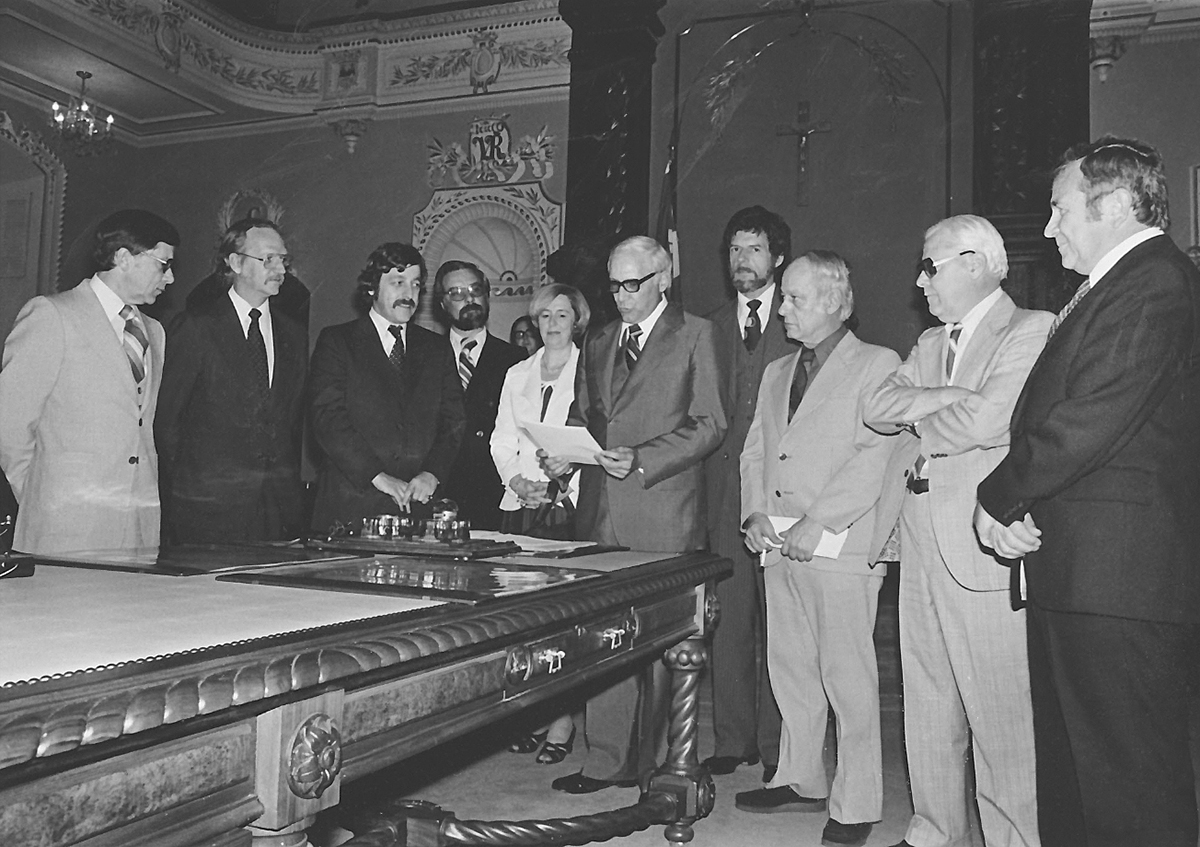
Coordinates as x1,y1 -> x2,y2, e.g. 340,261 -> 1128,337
743,512 -> 824,563
372,470 -> 438,512
973,502 -> 1041,559
537,446 -> 637,481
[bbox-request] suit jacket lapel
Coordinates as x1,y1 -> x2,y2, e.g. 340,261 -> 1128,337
952,294 -> 1015,389
352,316 -> 404,398
65,284 -> 138,402
615,303 -> 683,412
594,321 -> 620,414
789,334 -> 851,427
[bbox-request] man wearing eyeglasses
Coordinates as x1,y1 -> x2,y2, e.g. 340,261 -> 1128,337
541,235 -> 727,794
434,260 -> 523,530
863,215 -> 1053,847
0,209 -> 179,554
156,219 -> 307,544
974,138 -> 1200,847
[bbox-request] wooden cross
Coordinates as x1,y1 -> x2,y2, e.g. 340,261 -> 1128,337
775,101 -> 831,206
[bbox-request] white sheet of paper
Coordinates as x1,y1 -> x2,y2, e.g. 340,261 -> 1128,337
766,515 -> 849,559
521,421 -> 603,465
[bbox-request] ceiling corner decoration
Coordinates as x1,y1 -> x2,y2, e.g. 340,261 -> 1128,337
0,0 -> 569,146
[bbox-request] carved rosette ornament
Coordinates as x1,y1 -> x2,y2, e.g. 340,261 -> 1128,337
288,713 -> 342,799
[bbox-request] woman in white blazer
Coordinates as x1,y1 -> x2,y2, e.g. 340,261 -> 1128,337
490,282 -> 590,764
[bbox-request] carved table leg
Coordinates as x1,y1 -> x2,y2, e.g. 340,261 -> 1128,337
646,635 -> 715,845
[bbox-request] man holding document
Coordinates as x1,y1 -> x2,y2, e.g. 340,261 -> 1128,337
539,235 -> 727,793
736,251 -> 898,847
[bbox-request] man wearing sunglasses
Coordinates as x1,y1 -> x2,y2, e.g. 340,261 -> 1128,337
541,235 -> 727,794
864,215 -> 1053,847
0,209 -> 179,554
156,219 -> 307,544
975,138 -> 1200,847
433,260 -> 523,530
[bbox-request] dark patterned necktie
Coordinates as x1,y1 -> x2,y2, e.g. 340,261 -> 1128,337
247,308 -> 269,395
624,323 -> 642,371
388,324 -> 406,370
459,339 -> 477,389
744,299 -> 762,352
945,325 -> 962,382
1049,280 -> 1091,339
788,347 -> 817,421
119,304 -> 147,384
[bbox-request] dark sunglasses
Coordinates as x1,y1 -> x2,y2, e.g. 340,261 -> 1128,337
140,252 -> 174,274
608,270 -> 659,294
917,250 -> 976,278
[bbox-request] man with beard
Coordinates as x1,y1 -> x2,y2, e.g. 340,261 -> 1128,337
157,219 -> 308,543
308,243 -> 465,531
435,260 -> 523,530
702,205 -> 795,782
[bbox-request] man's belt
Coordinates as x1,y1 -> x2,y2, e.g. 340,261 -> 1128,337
906,475 -> 929,494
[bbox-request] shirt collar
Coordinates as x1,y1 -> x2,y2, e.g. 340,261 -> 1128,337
88,276 -> 129,323
809,325 -> 848,370
1089,227 -> 1164,287
450,326 -> 486,352
228,286 -> 270,324
369,306 -> 405,346
625,294 -> 669,339
955,286 -> 1005,340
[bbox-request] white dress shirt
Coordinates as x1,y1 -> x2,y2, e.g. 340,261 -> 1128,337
228,288 -> 274,386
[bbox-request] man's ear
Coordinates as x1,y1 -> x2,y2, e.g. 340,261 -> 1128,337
1101,186 -> 1135,225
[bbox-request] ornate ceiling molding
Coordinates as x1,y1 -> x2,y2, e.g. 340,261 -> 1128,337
1091,0 -> 1200,42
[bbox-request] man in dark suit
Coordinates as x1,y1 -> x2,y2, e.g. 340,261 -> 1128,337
308,244 -> 465,532
434,260 -> 523,530
157,219 -> 307,544
542,235 -> 728,793
702,206 -> 794,782
975,137 -> 1200,847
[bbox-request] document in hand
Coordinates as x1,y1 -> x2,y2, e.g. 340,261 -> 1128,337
768,515 -> 849,559
521,421 -> 604,465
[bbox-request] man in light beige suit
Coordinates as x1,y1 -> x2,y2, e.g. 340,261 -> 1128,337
864,215 -> 1052,847
0,209 -> 179,555
736,251 -> 899,847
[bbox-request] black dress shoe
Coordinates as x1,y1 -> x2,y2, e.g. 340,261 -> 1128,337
550,771 -> 638,794
734,786 -> 827,813
821,818 -> 873,846
701,753 -> 760,775
762,764 -> 777,783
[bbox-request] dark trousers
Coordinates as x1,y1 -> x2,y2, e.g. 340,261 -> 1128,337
1027,602 -> 1199,847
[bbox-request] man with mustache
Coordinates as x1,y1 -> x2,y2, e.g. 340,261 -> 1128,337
435,260 -> 523,530
0,209 -> 179,554
308,243 -> 465,531
157,218 -> 308,543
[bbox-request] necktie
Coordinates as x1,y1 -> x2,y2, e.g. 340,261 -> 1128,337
624,324 -> 642,371
387,324 -> 405,370
119,305 -> 147,384
459,339 -> 477,389
945,325 -> 962,382
744,299 -> 762,352
787,347 -> 816,421
540,384 -> 553,422
247,308 -> 269,395
1048,280 -> 1091,339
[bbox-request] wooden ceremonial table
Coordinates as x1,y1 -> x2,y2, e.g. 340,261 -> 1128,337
0,540 -> 729,847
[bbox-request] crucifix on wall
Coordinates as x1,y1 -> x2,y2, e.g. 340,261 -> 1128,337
775,101 -> 831,206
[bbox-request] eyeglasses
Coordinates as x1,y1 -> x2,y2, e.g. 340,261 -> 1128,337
917,250 -> 976,278
237,252 -> 292,271
140,252 -> 174,274
444,282 -> 488,302
608,270 -> 659,294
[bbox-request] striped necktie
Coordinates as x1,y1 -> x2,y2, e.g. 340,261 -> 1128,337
119,304 -> 147,384
945,325 -> 962,382
458,339 -> 477,389
624,323 -> 642,371
1048,280 -> 1091,339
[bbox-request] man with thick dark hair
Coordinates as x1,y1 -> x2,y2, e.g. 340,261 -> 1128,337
0,209 -> 179,554
975,137 -> 1200,847
309,243 -> 464,531
157,218 -> 307,543
433,259 -> 522,530
702,205 -> 796,782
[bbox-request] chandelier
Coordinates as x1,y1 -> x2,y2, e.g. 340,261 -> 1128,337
50,71 -> 114,155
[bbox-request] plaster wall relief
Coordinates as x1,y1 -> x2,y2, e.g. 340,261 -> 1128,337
413,115 -> 562,335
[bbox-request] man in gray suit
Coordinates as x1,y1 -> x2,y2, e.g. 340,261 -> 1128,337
702,206 -> 795,781
542,235 -> 727,793
0,209 -> 179,555
864,215 -> 1053,847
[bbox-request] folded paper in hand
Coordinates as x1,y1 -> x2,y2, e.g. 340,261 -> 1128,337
521,422 -> 603,465
768,515 -> 849,559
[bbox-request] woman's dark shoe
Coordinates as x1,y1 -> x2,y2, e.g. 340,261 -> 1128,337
508,730 -> 548,754
536,727 -> 576,764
